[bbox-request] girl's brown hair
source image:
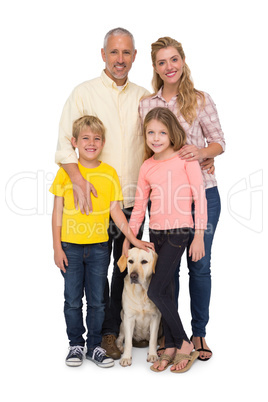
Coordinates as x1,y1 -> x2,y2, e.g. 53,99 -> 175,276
143,107 -> 186,160
151,37 -> 205,125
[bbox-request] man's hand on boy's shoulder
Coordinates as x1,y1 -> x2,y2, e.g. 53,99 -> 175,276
73,176 -> 98,215
61,163 -> 98,214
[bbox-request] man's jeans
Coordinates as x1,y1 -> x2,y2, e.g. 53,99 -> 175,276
61,241 -> 109,350
175,186 -> 221,337
102,207 -> 144,337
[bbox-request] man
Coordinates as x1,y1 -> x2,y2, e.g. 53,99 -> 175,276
56,28 -> 150,359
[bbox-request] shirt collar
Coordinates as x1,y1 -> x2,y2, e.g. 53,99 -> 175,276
101,70 -> 129,91
152,87 -> 178,103
151,87 -> 164,100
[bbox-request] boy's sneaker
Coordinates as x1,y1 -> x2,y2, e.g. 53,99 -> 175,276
86,346 -> 114,368
65,345 -> 84,367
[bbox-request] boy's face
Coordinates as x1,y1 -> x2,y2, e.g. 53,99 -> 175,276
71,127 -> 105,166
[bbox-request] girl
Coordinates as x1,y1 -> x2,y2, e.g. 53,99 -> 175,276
139,37 -> 226,361
123,107 -> 207,373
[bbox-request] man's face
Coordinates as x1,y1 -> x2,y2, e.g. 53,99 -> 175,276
101,35 -> 137,86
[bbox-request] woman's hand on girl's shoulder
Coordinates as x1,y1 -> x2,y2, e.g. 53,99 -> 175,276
178,145 -> 204,162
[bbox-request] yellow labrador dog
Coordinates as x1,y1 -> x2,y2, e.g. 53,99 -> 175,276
116,247 -> 161,367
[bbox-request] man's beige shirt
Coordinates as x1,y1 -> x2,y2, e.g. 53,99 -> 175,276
56,70 -> 150,208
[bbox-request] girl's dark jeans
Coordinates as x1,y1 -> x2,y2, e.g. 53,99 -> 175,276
148,228 -> 190,349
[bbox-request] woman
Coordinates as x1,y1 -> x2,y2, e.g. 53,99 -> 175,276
139,37 -> 225,363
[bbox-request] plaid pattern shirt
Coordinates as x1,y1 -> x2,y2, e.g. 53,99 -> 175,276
139,88 -> 226,189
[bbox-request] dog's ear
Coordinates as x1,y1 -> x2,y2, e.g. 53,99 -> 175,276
151,250 -> 158,274
117,255 -> 127,272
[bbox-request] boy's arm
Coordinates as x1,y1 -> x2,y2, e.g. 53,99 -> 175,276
110,201 -> 154,255
52,196 -> 68,273
62,163 -> 97,215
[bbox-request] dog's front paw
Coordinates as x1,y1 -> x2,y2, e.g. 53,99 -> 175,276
147,353 -> 158,363
116,342 -> 124,354
119,356 -> 132,367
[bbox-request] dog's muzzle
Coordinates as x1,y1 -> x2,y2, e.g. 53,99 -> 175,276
130,271 -> 139,284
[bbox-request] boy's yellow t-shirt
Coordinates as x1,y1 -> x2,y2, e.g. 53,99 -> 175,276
50,161 -> 123,244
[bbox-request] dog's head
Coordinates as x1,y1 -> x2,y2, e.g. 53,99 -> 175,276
118,247 -> 158,286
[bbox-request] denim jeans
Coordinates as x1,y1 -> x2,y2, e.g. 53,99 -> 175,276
148,229 -> 190,349
175,186 -> 221,337
61,241 -> 109,350
102,207 -> 144,337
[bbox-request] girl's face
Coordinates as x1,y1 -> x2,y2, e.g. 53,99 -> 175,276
154,46 -> 185,87
146,119 -> 174,160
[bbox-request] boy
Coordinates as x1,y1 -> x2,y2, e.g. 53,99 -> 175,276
50,115 -> 153,368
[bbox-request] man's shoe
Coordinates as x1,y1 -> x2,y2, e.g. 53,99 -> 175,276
101,334 -> 121,360
65,345 -> 84,367
86,346 -> 114,368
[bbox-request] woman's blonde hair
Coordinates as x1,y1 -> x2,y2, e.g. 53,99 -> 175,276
151,37 -> 205,125
72,115 -> 106,141
143,107 -> 186,160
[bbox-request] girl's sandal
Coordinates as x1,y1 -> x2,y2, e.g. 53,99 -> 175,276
171,351 -> 199,373
156,347 -> 165,357
150,353 -> 174,372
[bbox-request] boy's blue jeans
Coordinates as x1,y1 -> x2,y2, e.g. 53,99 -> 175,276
61,241 -> 109,351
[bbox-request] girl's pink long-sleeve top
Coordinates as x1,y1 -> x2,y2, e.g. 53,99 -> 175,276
129,154 -> 207,236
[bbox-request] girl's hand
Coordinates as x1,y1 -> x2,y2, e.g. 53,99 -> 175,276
123,237 -> 155,258
189,234 -> 205,262
54,247 -> 68,273
178,145 -> 204,162
122,238 -> 131,258
132,239 -> 155,253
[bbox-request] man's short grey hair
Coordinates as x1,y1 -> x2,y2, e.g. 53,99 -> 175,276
103,27 -> 135,51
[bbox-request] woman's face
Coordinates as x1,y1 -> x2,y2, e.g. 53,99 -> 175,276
154,46 -> 185,87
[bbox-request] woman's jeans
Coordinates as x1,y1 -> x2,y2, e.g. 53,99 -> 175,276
61,241 -> 109,351
148,229 -> 190,349
175,186 -> 221,337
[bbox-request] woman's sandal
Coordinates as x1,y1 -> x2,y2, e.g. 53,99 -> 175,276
171,351 -> 199,373
150,353 -> 174,372
190,335 -> 213,361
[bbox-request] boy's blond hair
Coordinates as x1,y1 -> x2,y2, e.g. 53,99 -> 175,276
72,115 -> 106,141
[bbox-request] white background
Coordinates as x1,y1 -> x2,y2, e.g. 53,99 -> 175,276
1,0 -> 267,401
